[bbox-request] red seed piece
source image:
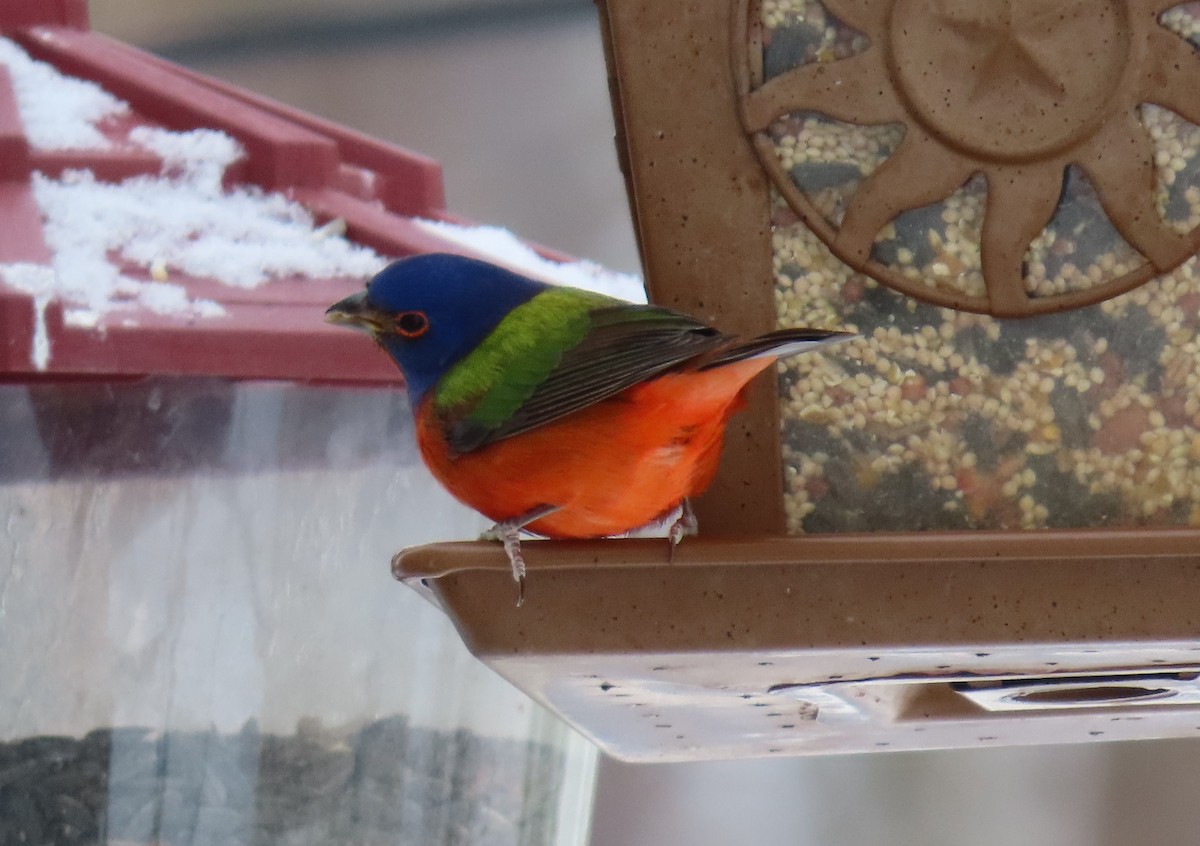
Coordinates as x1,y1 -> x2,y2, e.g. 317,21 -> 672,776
1094,405 -> 1152,455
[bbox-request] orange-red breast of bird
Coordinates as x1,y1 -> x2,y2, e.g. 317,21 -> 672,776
414,357 -> 768,538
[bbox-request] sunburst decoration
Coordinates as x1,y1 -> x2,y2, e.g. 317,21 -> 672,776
737,0 -> 1200,316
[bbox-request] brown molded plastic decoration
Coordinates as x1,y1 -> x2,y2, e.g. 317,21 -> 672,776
734,0 -> 1200,317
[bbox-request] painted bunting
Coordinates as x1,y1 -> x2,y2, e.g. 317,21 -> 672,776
326,253 -> 849,603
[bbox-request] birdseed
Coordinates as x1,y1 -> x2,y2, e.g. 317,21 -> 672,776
759,0 -> 1200,532
0,719 -> 566,846
774,206 -> 1200,532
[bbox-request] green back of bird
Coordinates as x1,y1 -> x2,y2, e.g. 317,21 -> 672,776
432,286 -> 727,454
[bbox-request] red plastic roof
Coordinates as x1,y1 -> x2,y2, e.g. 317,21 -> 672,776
0,4 -> 567,383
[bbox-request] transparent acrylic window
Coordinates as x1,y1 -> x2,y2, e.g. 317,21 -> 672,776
775,192 -> 1200,534
761,0 -> 870,79
1023,165 -> 1144,299
0,379 -> 597,846
768,113 -> 904,227
869,174 -> 987,300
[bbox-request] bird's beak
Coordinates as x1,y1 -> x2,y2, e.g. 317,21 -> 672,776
325,290 -> 386,333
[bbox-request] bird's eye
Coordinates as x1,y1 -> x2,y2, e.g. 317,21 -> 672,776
394,311 -> 429,338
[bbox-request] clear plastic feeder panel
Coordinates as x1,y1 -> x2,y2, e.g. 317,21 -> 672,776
0,379 -> 597,846
756,0 -> 1200,534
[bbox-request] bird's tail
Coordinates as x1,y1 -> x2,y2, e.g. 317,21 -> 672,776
700,328 -> 853,369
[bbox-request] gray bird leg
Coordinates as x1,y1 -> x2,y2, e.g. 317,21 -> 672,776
480,504 -> 560,606
668,499 -> 698,562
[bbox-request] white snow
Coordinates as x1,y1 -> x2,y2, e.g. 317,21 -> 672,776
413,220 -> 648,304
129,125 -> 243,188
14,153 -> 387,369
34,145 -> 385,293
0,263 -> 55,369
0,36 -> 127,150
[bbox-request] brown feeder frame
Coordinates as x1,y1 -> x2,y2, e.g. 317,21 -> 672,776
394,0 -> 1200,761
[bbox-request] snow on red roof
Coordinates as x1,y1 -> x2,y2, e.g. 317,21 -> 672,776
0,11 -> 642,382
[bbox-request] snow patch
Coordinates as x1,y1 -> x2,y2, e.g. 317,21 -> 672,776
0,264 -> 56,369
413,220 -> 647,304
0,36 -> 127,150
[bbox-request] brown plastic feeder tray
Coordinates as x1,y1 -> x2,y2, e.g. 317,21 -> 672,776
396,0 -> 1200,760
396,530 -> 1200,761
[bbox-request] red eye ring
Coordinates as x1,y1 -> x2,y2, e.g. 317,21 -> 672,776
394,311 -> 429,338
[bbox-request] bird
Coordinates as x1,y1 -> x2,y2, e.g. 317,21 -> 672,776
326,253 -> 850,604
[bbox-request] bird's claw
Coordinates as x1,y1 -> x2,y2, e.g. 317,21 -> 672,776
667,500 -> 699,562
481,504 -> 559,606
502,531 -> 527,607
480,521 -> 528,606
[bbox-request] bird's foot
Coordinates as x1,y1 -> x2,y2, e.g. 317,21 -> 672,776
480,504 -> 560,606
667,499 -> 699,562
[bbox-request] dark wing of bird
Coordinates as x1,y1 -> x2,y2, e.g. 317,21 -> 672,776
445,304 -> 728,454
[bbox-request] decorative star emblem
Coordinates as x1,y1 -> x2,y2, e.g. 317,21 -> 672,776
741,0 -> 1200,315
937,0 -> 1067,102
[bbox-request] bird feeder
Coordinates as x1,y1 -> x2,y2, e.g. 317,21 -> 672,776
395,0 -> 1200,761
0,5 -> 596,844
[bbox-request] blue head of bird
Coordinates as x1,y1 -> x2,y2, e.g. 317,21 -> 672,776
326,253 -> 548,403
